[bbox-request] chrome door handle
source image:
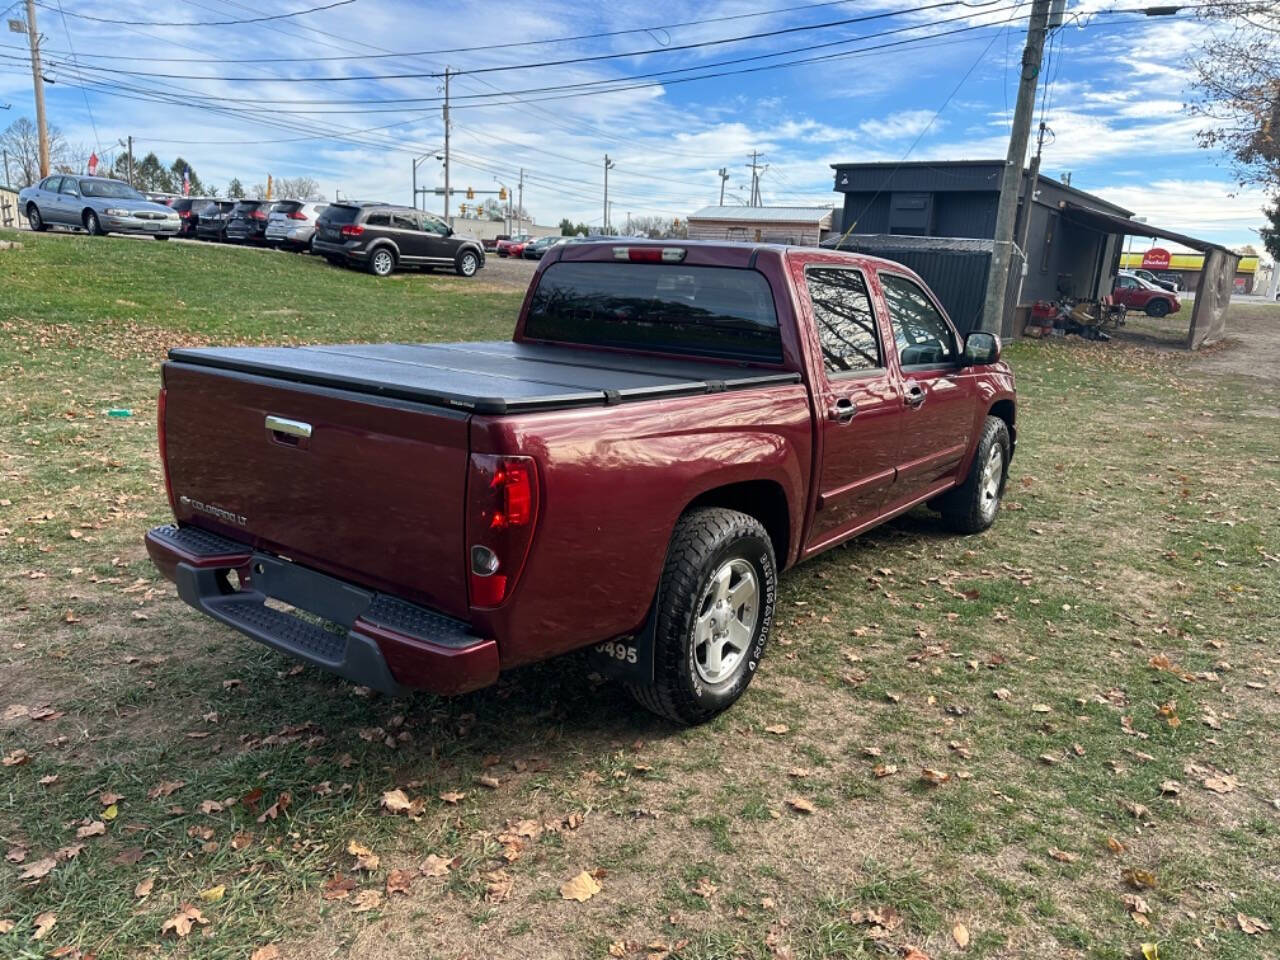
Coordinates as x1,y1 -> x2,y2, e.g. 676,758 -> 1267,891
828,397 -> 857,423
904,385 -> 926,409
265,415 -> 312,439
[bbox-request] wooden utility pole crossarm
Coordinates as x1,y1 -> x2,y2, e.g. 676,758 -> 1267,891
981,0 -> 1053,336
24,0 -> 50,179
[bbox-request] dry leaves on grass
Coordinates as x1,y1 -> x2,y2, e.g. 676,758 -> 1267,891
352,889 -> 383,912
763,723 -> 789,735
920,768 -> 950,785
33,912 -> 56,941
20,857 -> 57,881
4,846 -> 25,863
419,854 -> 455,877
1237,913 -> 1272,934
0,919 -> 15,934
3,749 -> 31,766
787,797 -> 816,814
1123,868 -> 1157,890
484,869 -> 513,903
1202,774 -> 1240,794
250,947 -> 281,960
439,791 -> 466,805
135,876 -> 155,899
147,780 -> 185,800
347,840 -> 380,872
321,875 -> 357,901
952,923 -> 970,948
76,820 -> 106,839
559,870 -> 602,902
380,788 -> 423,816
161,904 -> 209,938
386,869 -> 413,896
256,791 -> 292,823
1124,894 -> 1152,927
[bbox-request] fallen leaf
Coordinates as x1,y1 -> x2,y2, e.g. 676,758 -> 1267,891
199,884 -> 225,903
559,870 -> 602,902
0,920 -> 14,934
76,820 -> 106,839
347,840 -> 380,872
38,774 -> 58,786
763,724 -> 789,735
1141,943 -> 1159,960
1030,703 -> 1051,713
952,923 -> 970,948
231,832 -> 253,850
1202,774 -> 1240,794
1106,837 -> 1126,854
386,868 -> 413,896
993,688 -> 1011,701
1123,867 -> 1157,889
161,904 -> 208,938
475,774 -> 501,790
102,804 -> 119,821
198,800 -> 224,815
873,764 -> 898,778
352,889 -> 383,912
33,912 -> 56,941
920,768 -> 951,785
4,845 -> 25,863
321,875 -> 357,900
111,847 -> 142,865
380,788 -> 414,814
484,869 -> 513,903
99,791 -> 123,806
2,749 -> 30,766
135,876 -> 155,899
439,791 -> 466,805
787,797 -> 816,814
1123,894 -> 1151,916
1237,913 -> 1272,935
690,876 -> 717,899
419,854 -> 453,877
1049,849 -> 1080,863
250,947 -> 282,960
256,791 -> 292,823
148,780 -> 185,800
20,857 -> 57,880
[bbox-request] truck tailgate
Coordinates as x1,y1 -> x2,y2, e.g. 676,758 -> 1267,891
162,362 -> 470,620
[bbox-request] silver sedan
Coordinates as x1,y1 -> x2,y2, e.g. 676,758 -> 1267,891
19,175 -> 181,238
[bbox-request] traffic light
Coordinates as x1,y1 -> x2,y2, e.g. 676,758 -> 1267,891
466,187 -> 475,199
498,187 -> 507,201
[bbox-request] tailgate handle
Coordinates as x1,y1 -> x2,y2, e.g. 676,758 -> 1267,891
265,415 -> 312,440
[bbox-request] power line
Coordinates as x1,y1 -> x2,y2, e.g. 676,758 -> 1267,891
37,0 -> 1005,82
52,0 -> 101,157
34,0 -> 355,27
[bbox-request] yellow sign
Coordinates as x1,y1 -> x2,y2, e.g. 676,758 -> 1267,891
266,175 -> 273,201
1120,252 -> 1257,273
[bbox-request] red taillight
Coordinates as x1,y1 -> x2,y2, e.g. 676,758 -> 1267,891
340,224 -> 364,237
157,387 -> 177,516
466,454 -> 539,609
287,211 -> 307,220
179,209 -> 192,218
250,210 -> 267,221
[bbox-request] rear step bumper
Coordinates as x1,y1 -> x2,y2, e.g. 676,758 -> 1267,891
144,524 -> 498,696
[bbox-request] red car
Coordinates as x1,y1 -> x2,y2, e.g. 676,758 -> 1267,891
495,234 -> 531,257
146,241 -> 1016,724
1114,272 -> 1181,317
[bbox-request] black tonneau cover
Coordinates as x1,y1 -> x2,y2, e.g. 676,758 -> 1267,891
167,341 -> 800,415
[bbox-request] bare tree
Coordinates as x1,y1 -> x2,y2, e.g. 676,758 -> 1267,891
0,116 -> 70,187
1188,2 -> 1280,190
274,175 -> 323,200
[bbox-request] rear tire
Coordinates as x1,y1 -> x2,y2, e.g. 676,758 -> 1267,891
935,416 -> 1010,534
26,204 -> 46,231
628,508 -> 776,725
1145,299 -> 1170,318
368,247 -> 396,277
456,249 -> 480,277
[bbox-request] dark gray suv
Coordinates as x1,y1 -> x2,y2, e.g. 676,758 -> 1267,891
313,202 -> 485,278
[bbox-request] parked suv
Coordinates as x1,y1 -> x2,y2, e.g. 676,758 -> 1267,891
313,202 -> 486,277
265,200 -> 329,252
194,200 -> 237,242
224,200 -> 275,244
1113,273 -> 1181,317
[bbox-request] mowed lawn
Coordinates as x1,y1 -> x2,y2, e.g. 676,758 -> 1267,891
2,230 -> 1278,960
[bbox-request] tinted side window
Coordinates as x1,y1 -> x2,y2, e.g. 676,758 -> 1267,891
804,267 -> 881,374
390,213 -> 419,231
422,215 -> 449,236
60,179 -> 81,195
880,274 -> 956,368
365,213 -> 391,227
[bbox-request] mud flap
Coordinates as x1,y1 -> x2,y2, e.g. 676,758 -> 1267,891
586,593 -> 657,684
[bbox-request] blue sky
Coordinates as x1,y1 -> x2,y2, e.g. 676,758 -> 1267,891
0,0 -> 1268,250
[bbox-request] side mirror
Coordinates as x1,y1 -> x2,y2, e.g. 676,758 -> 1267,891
963,331 -> 1001,366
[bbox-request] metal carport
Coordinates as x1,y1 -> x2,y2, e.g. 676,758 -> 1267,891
1059,201 -> 1240,349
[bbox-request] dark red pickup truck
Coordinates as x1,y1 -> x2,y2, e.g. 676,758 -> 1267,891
146,241 -> 1016,724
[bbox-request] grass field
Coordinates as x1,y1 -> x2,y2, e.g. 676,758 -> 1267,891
2,230 -> 1278,960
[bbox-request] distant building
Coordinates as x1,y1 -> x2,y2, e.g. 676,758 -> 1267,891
1120,250 -> 1259,294
687,206 -> 834,246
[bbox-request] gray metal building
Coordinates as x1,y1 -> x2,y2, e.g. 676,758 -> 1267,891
828,160 -> 1134,335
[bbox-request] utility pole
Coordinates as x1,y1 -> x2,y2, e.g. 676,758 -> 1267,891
625,211 -> 630,235
24,0 -> 50,179
1012,120 -> 1047,305
126,136 -> 134,187
603,154 -> 614,232
745,151 -> 767,207
442,66 -> 451,223
2,149 -> 9,189
517,168 -> 524,234
980,0 -> 1053,335
718,167 -> 729,206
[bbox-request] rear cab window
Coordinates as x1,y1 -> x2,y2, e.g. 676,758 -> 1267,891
524,261 -> 782,363
803,266 -> 882,375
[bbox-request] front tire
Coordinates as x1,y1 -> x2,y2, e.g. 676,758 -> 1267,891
1145,299 -> 1170,318
629,508 -> 776,725
368,247 -> 396,277
84,210 -> 106,236
456,249 -> 479,277
27,204 -> 46,231
936,416 -> 1010,534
